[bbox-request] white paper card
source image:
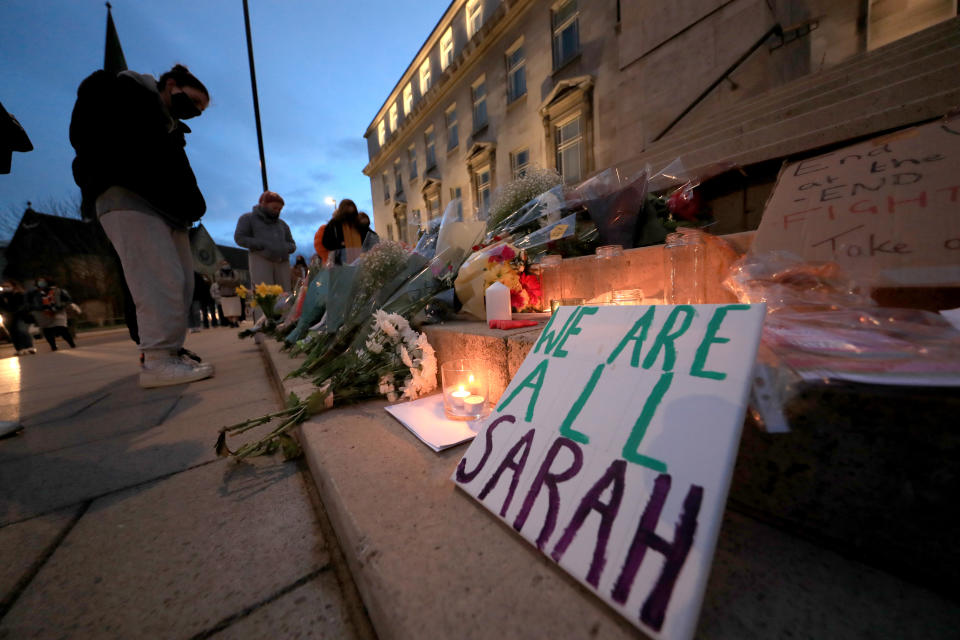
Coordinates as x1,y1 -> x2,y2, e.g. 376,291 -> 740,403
452,304 -> 766,640
385,393 -> 478,452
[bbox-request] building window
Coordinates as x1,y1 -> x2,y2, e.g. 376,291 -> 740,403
466,0 -> 483,38
471,77 -> 488,132
403,83 -> 413,116
377,120 -> 386,147
426,194 -> 441,220
506,40 -> 526,103
551,0 -> 580,70
446,104 -> 459,151
389,103 -> 398,134
394,159 -> 403,194
449,186 -> 463,220
424,126 -> 437,169
420,59 -> 432,95
555,114 -> 582,184
382,172 -> 390,202
475,165 -> 492,216
440,27 -> 454,71
408,145 -> 418,180
510,148 -> 530,179
387,223 -> 394,241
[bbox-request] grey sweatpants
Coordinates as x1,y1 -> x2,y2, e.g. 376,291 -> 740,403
248,253 -> 291,291
100,210 -> 193,358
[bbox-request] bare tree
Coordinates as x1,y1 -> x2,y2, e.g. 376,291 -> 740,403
0,193 -> 84,242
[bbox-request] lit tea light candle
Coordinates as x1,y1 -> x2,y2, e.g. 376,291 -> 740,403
464,395 -> 486,416
450,386 -> 470,410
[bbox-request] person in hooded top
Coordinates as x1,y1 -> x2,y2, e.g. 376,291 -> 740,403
69,63 -> 214,388
234,191 -> 296,292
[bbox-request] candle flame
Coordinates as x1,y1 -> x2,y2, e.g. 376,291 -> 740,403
458,384 -> 465,392
468,374 -> 475,383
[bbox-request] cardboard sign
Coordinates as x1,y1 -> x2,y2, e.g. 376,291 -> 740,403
452,304 -> 765,640
752,119 -> 960,286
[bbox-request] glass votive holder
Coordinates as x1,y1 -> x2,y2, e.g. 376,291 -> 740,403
549,298 -> 586,314
610,288 -> 644,305
441,359 -> 492,421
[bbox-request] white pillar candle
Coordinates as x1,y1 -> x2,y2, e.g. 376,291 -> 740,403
485,281 -> 512,323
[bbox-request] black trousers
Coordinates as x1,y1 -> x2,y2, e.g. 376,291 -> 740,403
43,326 -> 75,350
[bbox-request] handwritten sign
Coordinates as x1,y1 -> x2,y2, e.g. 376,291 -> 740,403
452,304 -> 765,640
752,118 -> 960,285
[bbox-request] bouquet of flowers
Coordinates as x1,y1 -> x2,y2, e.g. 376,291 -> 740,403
252,283 -> 284,321
215,310 -> 437,459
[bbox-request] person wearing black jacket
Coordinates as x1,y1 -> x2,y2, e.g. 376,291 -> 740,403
69,64 -> 214,388
321,199 -> 376,265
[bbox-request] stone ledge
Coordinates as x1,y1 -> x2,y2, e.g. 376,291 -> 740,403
259,338 -> 960,640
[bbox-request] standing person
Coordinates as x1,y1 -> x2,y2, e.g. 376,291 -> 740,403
215,261 -> 242,328
321,198 -> 368,265
357,212 -> 380,252
28,277 -> 76,351
234,191 -> 295,290
198,273 -> 217,328
0,279 -> 36,355
313,223 -> 329,266
69,63 -> 213,387
290,255 -> 308,289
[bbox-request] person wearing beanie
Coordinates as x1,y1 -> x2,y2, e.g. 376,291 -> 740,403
234,190 -> 296,291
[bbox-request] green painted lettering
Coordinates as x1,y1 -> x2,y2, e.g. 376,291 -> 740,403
621,372 -> 671,472
606,306 -> 656,367
496,358 -> 549,422
558,364 -> 605,444
690,305 -> 751,380
534,308 -> 579,355
553,306 -> 598,358
641,306 -> 695,372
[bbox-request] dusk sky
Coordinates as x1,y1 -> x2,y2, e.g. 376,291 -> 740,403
0,0 -> 450,258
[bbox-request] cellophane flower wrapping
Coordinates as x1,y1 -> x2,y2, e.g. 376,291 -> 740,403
724,251 -> 960,432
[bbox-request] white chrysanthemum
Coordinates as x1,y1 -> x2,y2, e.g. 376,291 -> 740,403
366,338 -> 384,354
399,345 -> 414,368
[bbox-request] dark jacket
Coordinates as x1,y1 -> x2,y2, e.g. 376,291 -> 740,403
321,220 -> 379,265
234,207 -> 296,263
69,70 -> 205,227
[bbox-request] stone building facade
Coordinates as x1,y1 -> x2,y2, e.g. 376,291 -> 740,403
363,0 -> 959,242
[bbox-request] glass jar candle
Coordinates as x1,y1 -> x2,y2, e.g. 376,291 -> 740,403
441,359 -> 492,421
663,230 -> 705,304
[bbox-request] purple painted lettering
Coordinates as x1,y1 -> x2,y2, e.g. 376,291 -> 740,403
513,437 -> 584,550
550,459 -> 626,588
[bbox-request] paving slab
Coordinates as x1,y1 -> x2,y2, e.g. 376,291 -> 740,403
0,505 -> 81,608
0,392 -> 286,526
208,571 -> 360,640
0,456 -> 330,640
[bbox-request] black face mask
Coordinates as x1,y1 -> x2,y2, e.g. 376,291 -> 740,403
170,91 -> 201,120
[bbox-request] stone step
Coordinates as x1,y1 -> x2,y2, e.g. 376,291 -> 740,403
632,62 -> 960,180
627,18 -> 960,178
664,19 -> 960,149
259,335 -> 960,640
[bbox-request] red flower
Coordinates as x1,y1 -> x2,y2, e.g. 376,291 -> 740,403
499,245 -> 516,261
668,188 -> 702,222
518,272 -> 542,310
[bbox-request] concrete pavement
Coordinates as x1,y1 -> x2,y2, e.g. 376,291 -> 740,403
0,327 -> 372,639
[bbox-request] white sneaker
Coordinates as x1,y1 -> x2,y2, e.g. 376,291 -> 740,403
0,420 -> 23,438
139,357 -> 214,388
